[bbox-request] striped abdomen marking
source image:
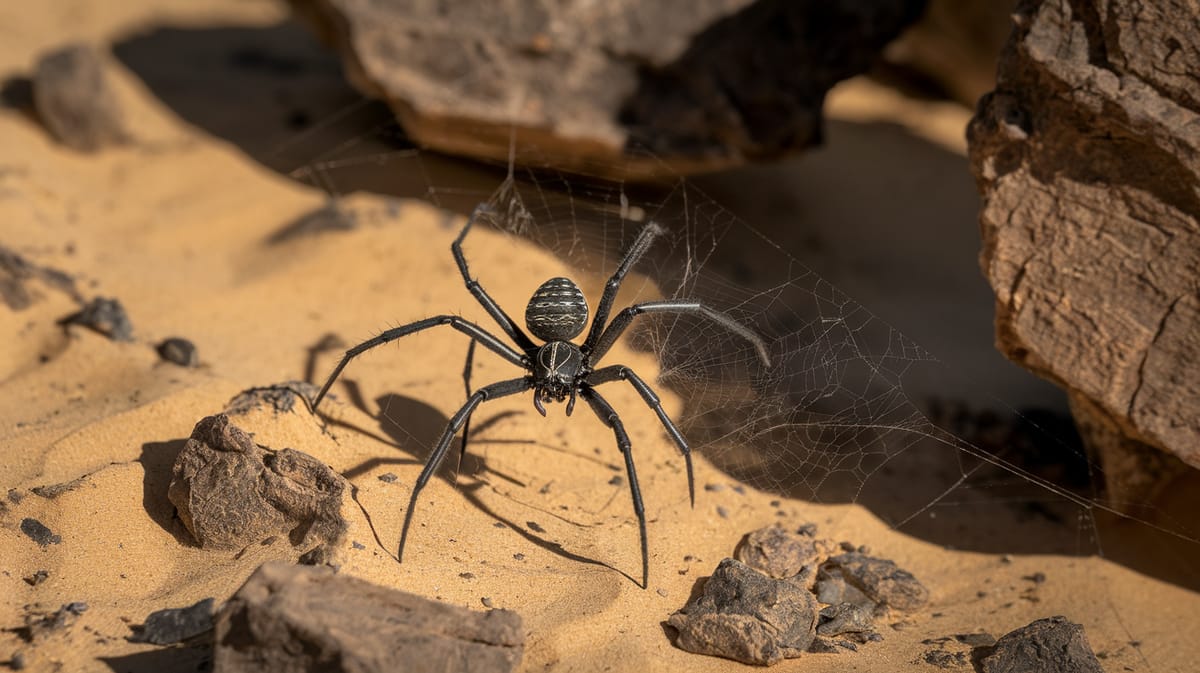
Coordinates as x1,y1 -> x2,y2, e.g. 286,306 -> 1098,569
526,277 -> 589,341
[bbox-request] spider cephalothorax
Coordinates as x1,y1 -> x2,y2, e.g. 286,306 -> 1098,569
314,208 -> 770,587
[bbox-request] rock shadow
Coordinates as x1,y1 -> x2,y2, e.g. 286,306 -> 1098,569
137,437 -> 194,546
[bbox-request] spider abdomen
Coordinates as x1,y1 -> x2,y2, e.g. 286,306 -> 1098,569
526,277 -> 589,341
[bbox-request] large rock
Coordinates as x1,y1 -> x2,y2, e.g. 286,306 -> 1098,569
288,0 -> 927,179
214,562 -> 524,673
968,0 -> 1200,500
168,414 -> 348,552
978,616 -> 1103,673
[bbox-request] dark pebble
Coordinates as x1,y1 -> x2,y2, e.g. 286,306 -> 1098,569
61,297 -> 133,341
23,570 -> 49,586
378,473 -> 398,483
131,598 -> 214,645
157,337 -> 198,366
526,521 -> 545,533
20,518 -> 61,547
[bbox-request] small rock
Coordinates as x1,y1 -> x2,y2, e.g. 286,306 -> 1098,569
130,598 -> 214,645
978,616 -> 1103,673
378,473 -> 398,483
167,414 -> 348,551
224,382 -> 319,416
157,337 -> 199,367
481,597 -> 494,609
667,558 -> 817,666
20,518 -> 61,547
816,603 -> 874,637
823,553 -> 928,611
923,649 -> 967,668
526,521 -> 545,533
23,570 -> 49,587
61,297 -> 133,341
32,44 -> 129,151
214,562 -> 523,672
0,246 -> 80,311
22,602 -> 87,641
734,524 -> 822,579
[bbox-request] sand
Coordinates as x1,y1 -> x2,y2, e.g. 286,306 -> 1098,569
2,1 -> 1198,671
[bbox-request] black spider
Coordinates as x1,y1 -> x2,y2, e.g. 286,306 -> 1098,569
313,206 -> 770,587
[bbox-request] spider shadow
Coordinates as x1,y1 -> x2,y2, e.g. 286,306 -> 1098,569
325,379 -> 628,576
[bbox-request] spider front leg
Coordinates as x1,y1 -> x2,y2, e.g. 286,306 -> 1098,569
454,205 -> 538,353
398,376 -> 532,563
580,386 -> 649,589
586,365 -> 694,507
582,221 -> 666,353
312,315 -> 526,409
589,300 -> 772,367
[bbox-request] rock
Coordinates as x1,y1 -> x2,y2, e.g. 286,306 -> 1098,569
734,524 -> 823,579
21,602 -> 87,642
968,0 -> 1200,499
0,246 -> 79,311
288,0 -> 926,179
19,518 -> 61,547
31,44 -> 129,152
667,558 -> 817,666
815,603 -> 874,637
978,616 -> 1103,673
823,553 -> 928,611
157,337 -> 199,367
223,381 -> 319,416
167,414 -> 347,551
131,598 -> 215,645
214,562 -> 524,673
61,297 -> 134,342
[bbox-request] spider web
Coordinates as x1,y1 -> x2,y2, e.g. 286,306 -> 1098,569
255,57 -> 1200,647
273,77 -> 1199,591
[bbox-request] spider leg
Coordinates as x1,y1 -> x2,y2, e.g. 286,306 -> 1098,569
581,221 -> 666,353
313,316 -> 527,409
454,205 -> 539,353
585,365 -> 694,508
580,386 -> 649,589
398,376 -> 532,563
588,300 -> 771,368
454,339 -> 478,485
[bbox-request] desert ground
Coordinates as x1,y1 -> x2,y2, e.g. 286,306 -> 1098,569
2,1 -> 1198,671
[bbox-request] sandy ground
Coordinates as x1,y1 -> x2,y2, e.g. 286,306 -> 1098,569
2,1 -> 1199,672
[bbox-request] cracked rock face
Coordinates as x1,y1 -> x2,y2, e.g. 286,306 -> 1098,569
288,0 -> 926,179
167,414 -> 347,552
968,0 -> 1200,498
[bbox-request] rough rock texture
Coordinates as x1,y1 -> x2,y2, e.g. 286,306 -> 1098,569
823,553 -> 929,611
978,616 -> 1104,673
734,524 -> 825,579
61,297 -> 134,341
667,558 -> 817,666
288,0 -> 926,179
167,414 -> 347,551
968,0 -> 1200,500
214,562 -> 524,673
32,44 -> 129,152
131,598 -> 215,645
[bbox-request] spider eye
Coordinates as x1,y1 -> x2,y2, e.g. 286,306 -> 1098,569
525,277 -> 588,342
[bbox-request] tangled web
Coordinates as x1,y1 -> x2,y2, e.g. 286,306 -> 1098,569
286,113 -> 1198,571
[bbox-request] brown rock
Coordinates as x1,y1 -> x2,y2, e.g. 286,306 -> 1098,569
288,0 -> 926,180
978,616 -> 1103,673
32,44 -> 130,152
668,558 -> 817,666
167,414 -> 347,551
734,524 -> 823,579
823,553 -> 928,611
214,562 -> 524,673
968,0 -> 1200,497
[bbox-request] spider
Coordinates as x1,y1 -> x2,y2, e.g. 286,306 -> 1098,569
313,205 -> 770,587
